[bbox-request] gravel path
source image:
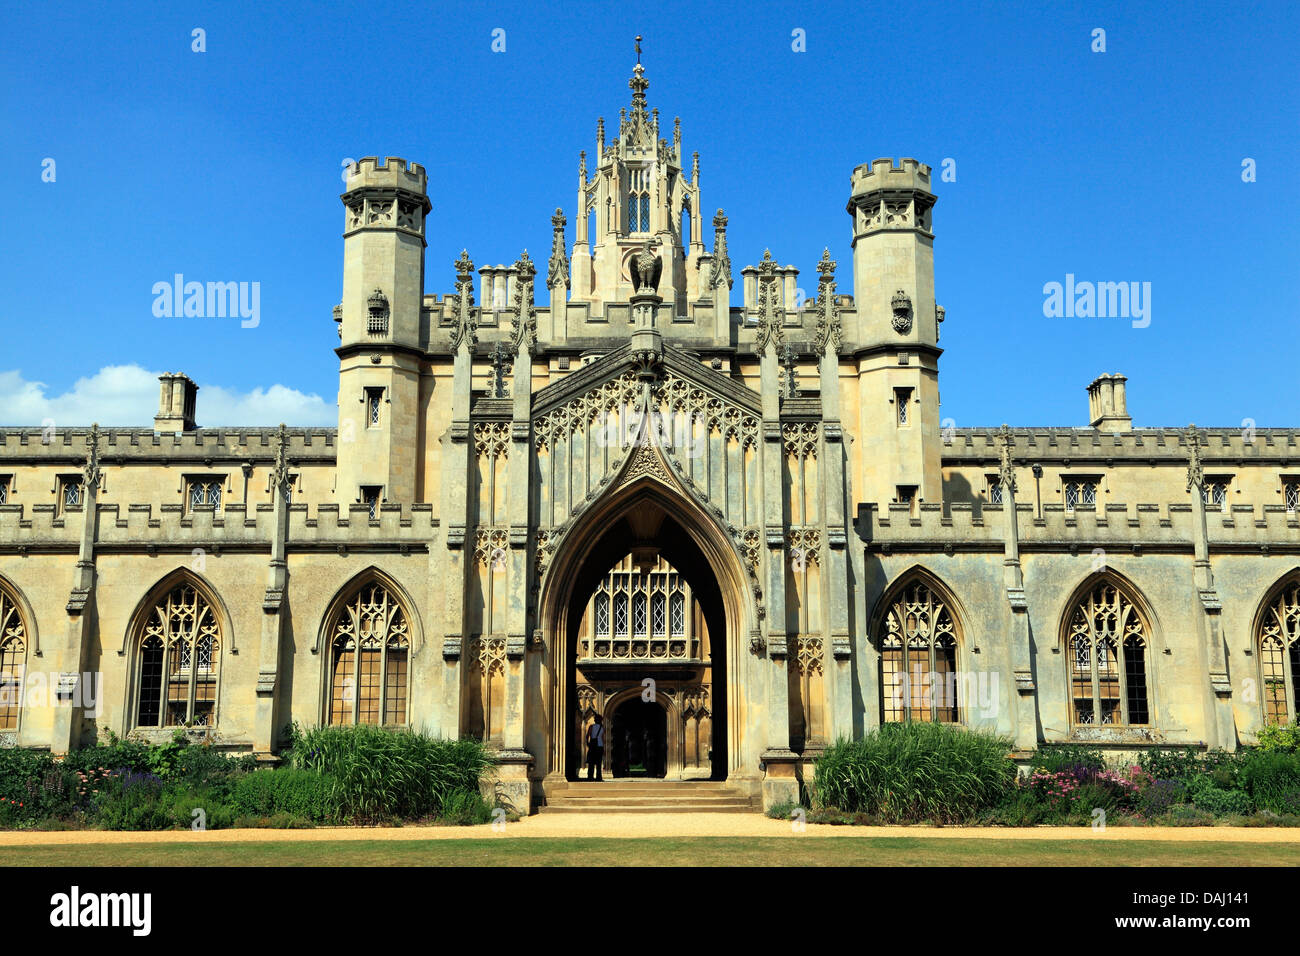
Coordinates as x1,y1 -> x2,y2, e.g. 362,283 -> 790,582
0,816 -> 1298,844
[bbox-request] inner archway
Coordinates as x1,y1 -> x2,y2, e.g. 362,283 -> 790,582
554,487 -> 733,783
611,698 -> 668,778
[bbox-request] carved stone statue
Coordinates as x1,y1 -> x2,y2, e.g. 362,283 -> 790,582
631,239 -> 662,294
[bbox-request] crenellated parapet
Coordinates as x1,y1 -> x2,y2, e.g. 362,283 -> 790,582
858,499 -> 1300,554
0,427 -> 336,465
942,426 -> 1300,464
0,500 -> 439,554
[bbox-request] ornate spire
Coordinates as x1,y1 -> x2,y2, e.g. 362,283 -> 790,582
450,250 -> 477,354
754,249 -> 783,354
511,251 -> 537,354
709,209 -> 732,290
548,209 -> 570,290
578,150 -> 587,185
271,422 -> 291,496
780,343 -> 800,399
490,343 -> 509,398
1185,423 -> 1204,491
814,248 -> 842,356
996,424 -> 1018,496
82,423 -> 101,491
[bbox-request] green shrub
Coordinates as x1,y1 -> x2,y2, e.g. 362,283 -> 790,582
287,725 -> 495,823
1238,750 -> 1300,815
439,789 -> 495,825
1138,779 -> 1186,816
983,787 -> 1061,826
765,801 -> 802,821
812,723 -> 1016,824
231,769 -> 334,823
1163,803 -> 1215,826
1191,786 -> 1254,816
1030,744 -> 1105,774
92,772 -> 171,831
1257,723 -> 1300,753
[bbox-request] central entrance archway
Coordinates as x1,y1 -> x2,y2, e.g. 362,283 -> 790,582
535,474 -> 751,790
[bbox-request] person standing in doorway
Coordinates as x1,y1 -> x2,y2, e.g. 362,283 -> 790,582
585,714 -> 605,781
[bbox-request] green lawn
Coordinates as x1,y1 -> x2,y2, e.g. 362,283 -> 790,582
1,837 -> 1298,866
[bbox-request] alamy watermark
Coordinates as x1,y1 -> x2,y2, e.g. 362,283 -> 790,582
1043,274 -> 1151,328
152,275 -> 260,328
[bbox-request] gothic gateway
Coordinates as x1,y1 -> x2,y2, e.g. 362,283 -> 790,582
2,57 -> 1298,812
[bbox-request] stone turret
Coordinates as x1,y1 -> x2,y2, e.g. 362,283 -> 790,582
336,157 -> 431,506
846,158 -> 943,509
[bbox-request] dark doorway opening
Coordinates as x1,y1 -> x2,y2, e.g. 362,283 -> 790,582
563,496 -> 728,782
611,698 -> 668,778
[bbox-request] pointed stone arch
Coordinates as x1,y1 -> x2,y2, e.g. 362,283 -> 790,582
534,439 -> 756,788
313,566 -> 423,728
1055,568 -> 1160,729
0,573 -> 36,736
866,565 -> 967,723
121,568 -> 231,732
1250,566 -> 1300,725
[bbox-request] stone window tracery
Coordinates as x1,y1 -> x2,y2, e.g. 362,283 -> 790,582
1064,479 -> 1098,512
582,554 -> 696,661
1285,480 -> 1300,513
135,582 -> 220,728
878,580 -> 959,723
0,588 -> 27,731
1260,581 -> 1300,725
328,582 -> 410,726
1066,581 -> 1150,727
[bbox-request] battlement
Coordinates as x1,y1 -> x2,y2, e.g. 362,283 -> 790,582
344,156 -> 428,194
941,426 -> 1300,463
0,501 -> 439,552
859,500 -> 1300,551
850,157 -> 933,196
0,427 -> 337,464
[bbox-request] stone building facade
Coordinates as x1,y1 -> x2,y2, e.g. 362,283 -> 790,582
1,57 -> 1298,811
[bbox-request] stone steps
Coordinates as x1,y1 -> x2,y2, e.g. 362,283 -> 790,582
540,779 -> 758,813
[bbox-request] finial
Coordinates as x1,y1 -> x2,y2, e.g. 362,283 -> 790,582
635,34 -> 642,65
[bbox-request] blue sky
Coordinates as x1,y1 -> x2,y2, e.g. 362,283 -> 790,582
1,0 -> 1296,427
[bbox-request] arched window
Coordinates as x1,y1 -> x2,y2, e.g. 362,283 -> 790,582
878,579 -> 959,723
582,554 -> 697,661
1066,580 -> 1150,726
1260,580 -> 1300,724
136,582 -> 220,727
328,582 -> 410,726
0,587 -> 28,731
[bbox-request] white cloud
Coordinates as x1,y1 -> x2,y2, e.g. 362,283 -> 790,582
0,365 -> 335,427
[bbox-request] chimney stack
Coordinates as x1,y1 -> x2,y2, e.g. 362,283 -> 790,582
1087,373 -> 1131,432
155,372 -> 198,432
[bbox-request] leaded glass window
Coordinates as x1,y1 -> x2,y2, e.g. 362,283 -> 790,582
1285,481 -> 1300,513
0,588 -> 27,731
1066,581 -> 1149,726
328,582 -> 410,726
0,477 -> 10,505
1204,478 -> 1230,512
187,479 -> 222,511
878,580 -> 959,723
136,582 -> 220,728
1260,582 -> 1300,725
61,479 -> 81,510
583,558 -> 694,661
988,477 -> 1003,505
1064,479 -> 1098,512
